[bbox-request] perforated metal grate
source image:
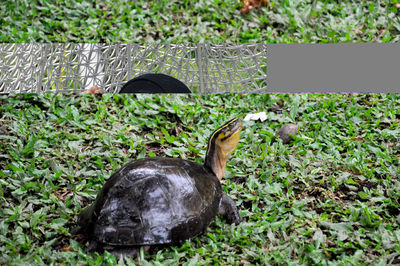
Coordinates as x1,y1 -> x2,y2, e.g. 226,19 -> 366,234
0,44 -> 267,93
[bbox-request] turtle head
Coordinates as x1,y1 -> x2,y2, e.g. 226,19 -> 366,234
204,118 -> 242,181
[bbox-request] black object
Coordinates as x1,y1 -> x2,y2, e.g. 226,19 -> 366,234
120,73 -> 191,93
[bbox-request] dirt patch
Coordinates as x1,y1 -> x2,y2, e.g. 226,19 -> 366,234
145,142 -> 165,157
53,189 -> 73,202
352,177 -> 376,189
242,200 -> 252,210
54,236 -> 72,251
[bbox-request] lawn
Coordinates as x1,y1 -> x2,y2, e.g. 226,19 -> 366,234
0,93 -> 399,264
1,0 -> 400,43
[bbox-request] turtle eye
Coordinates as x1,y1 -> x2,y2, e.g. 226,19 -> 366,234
218,132 -> 229,141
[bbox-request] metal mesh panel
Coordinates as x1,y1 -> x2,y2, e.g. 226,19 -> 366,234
0,44 -> 267,93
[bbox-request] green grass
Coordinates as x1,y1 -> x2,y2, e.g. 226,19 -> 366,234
0,94 -> 399,264
1,0 -> 400,43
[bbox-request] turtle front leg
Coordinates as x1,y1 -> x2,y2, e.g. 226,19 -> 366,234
88,240 -> 145,259
218,193 -> 243,225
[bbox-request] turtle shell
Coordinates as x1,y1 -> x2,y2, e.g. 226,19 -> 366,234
89,157 -> 222,246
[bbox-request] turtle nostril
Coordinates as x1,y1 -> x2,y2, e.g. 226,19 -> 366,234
130,215 -> 141,225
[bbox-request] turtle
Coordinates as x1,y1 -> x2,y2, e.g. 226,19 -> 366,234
73,118 -> 243,258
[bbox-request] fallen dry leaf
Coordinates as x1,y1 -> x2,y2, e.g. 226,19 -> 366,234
262,243 -> 269,253
53,189 -> 72,201
60,246 -> 72,252
239,0 -> 269,14
377,28 -> 385,36
81,85 -> 105,94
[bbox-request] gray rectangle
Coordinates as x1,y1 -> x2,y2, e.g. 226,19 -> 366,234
267,44 -> 400,92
